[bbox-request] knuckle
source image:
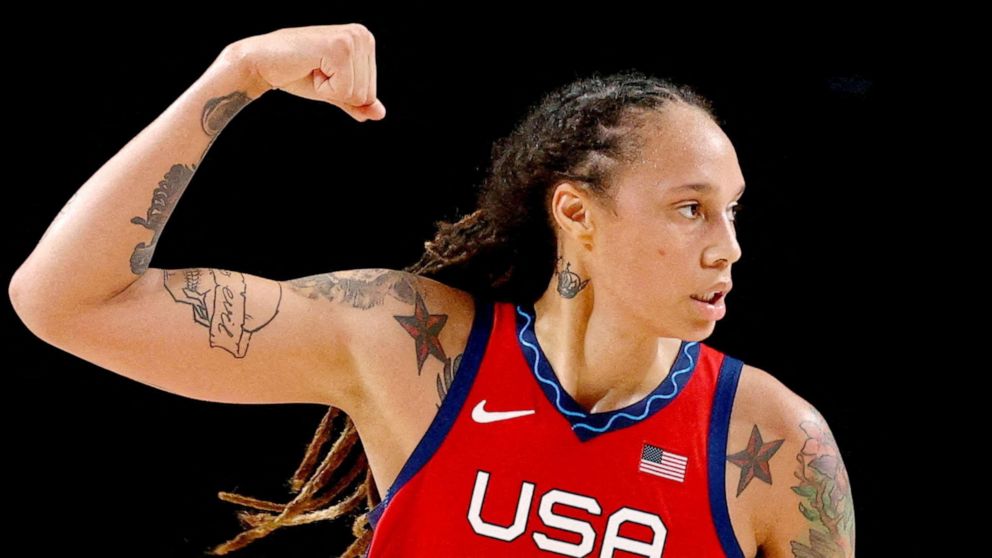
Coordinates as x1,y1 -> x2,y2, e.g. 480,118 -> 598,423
330,32 -> 355,52
350,23 -> 374,45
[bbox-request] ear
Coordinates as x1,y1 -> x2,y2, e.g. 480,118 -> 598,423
550,181 -> 595,247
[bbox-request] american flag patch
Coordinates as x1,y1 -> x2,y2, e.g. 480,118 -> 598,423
639,442 -> 688,482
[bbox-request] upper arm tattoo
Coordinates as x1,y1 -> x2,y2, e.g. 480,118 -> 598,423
287,268 -> 417,308
788,407 -> 856,557
727,424 -> 786,497
287,269 -> 462,406
164,268 -> 282,358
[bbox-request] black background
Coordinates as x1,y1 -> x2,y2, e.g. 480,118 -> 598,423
6,8 -> 928,558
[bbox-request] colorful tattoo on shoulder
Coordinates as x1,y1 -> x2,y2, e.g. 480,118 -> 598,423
789,406 -> 856,557
393,289 -> 448,375
727,424 -> 785,497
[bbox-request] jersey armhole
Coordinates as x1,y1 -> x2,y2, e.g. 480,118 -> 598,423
707,354 -> 747,558
366,296 -> 497,532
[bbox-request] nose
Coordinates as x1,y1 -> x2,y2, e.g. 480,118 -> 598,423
705,214 -> 742,267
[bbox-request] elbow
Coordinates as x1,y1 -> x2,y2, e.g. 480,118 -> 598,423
9,267 -> 62,342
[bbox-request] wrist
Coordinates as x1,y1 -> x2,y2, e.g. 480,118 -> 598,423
217,39 -> 271,100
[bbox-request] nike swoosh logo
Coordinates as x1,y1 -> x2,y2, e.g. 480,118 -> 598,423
471,399 -> 536,423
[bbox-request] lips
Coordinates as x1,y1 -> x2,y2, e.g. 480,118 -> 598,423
691,291 -> 724,303
691,282 -> 732,303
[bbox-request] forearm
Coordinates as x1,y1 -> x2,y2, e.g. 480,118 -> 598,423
10,42 -> 268,320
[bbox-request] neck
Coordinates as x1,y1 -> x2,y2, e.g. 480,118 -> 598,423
531,254 -> 682,415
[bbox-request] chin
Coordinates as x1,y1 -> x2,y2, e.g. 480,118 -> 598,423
684,320 -> 717,341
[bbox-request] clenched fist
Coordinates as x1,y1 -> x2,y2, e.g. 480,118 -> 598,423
227,23 -> 385,122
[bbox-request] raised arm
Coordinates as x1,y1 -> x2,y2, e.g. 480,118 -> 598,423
9,41 -> 267,315
8,24 -> 391,409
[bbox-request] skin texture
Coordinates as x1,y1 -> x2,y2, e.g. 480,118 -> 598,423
532,102 -> 745,414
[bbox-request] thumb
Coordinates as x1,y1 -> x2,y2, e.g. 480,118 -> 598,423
339,98 -> 387,122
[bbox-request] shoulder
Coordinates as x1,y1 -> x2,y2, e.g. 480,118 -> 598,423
732,363 -> 812,434
728,363 -> 856,558
332,269 -> 479,414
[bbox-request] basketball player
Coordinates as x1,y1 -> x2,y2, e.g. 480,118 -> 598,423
8,23 -> 855,557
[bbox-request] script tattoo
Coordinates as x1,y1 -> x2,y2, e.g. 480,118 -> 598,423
788,407 -> 856,557
727,424 -> 785,497
129,164 -> 194,274
554,255 -> 590,298
163,268 -> 282,358
128,90 -> 252,275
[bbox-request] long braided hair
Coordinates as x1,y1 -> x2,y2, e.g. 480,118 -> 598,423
207,69 -> 717,557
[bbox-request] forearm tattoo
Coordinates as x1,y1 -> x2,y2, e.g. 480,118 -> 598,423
554,255 -> 590,298
727,424 -> 785,497
128,90 -> 252,275
129,164 -> 195,274
789,407 -> 856,557
287,269 -> 459,405
202,91 -> 252,137
163,268 -> 282,358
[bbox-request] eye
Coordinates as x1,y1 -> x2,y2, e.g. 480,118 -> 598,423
678,202 -> 744,222
730,203 -> 743,222
678,203 -> 702,220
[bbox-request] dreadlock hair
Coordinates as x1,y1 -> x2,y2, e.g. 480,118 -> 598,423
208,69 -> 718,557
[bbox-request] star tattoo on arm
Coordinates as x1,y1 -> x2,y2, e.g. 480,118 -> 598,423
727,424 -> 785,497
393,290 -> 448,375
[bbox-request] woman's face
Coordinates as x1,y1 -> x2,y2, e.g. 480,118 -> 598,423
588,104 -> 746,340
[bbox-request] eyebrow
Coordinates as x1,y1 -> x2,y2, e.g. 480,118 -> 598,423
670,182 -> 746,197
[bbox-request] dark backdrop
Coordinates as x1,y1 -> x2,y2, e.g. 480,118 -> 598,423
6,9 -> 918,558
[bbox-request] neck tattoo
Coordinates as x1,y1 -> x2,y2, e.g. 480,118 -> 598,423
555,256 -> 591,298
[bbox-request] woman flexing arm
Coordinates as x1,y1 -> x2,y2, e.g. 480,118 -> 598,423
8,24 -> 392,408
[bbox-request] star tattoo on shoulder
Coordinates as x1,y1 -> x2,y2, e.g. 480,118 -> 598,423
393,290 -> 448,375
727,424 -> 785,497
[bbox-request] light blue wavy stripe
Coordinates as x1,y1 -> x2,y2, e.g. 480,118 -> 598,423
516,304 -> 697,433
517,305 -> 588,418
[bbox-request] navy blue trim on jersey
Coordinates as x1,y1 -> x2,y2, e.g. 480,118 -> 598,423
366,297 -> 496,532
515,302 -> 701,443
707,353 -> 746,558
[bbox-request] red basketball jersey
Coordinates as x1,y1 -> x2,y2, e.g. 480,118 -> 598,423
363,298 -> 748,557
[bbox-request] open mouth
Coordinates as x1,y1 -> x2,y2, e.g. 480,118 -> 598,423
690,291 -> 724,304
